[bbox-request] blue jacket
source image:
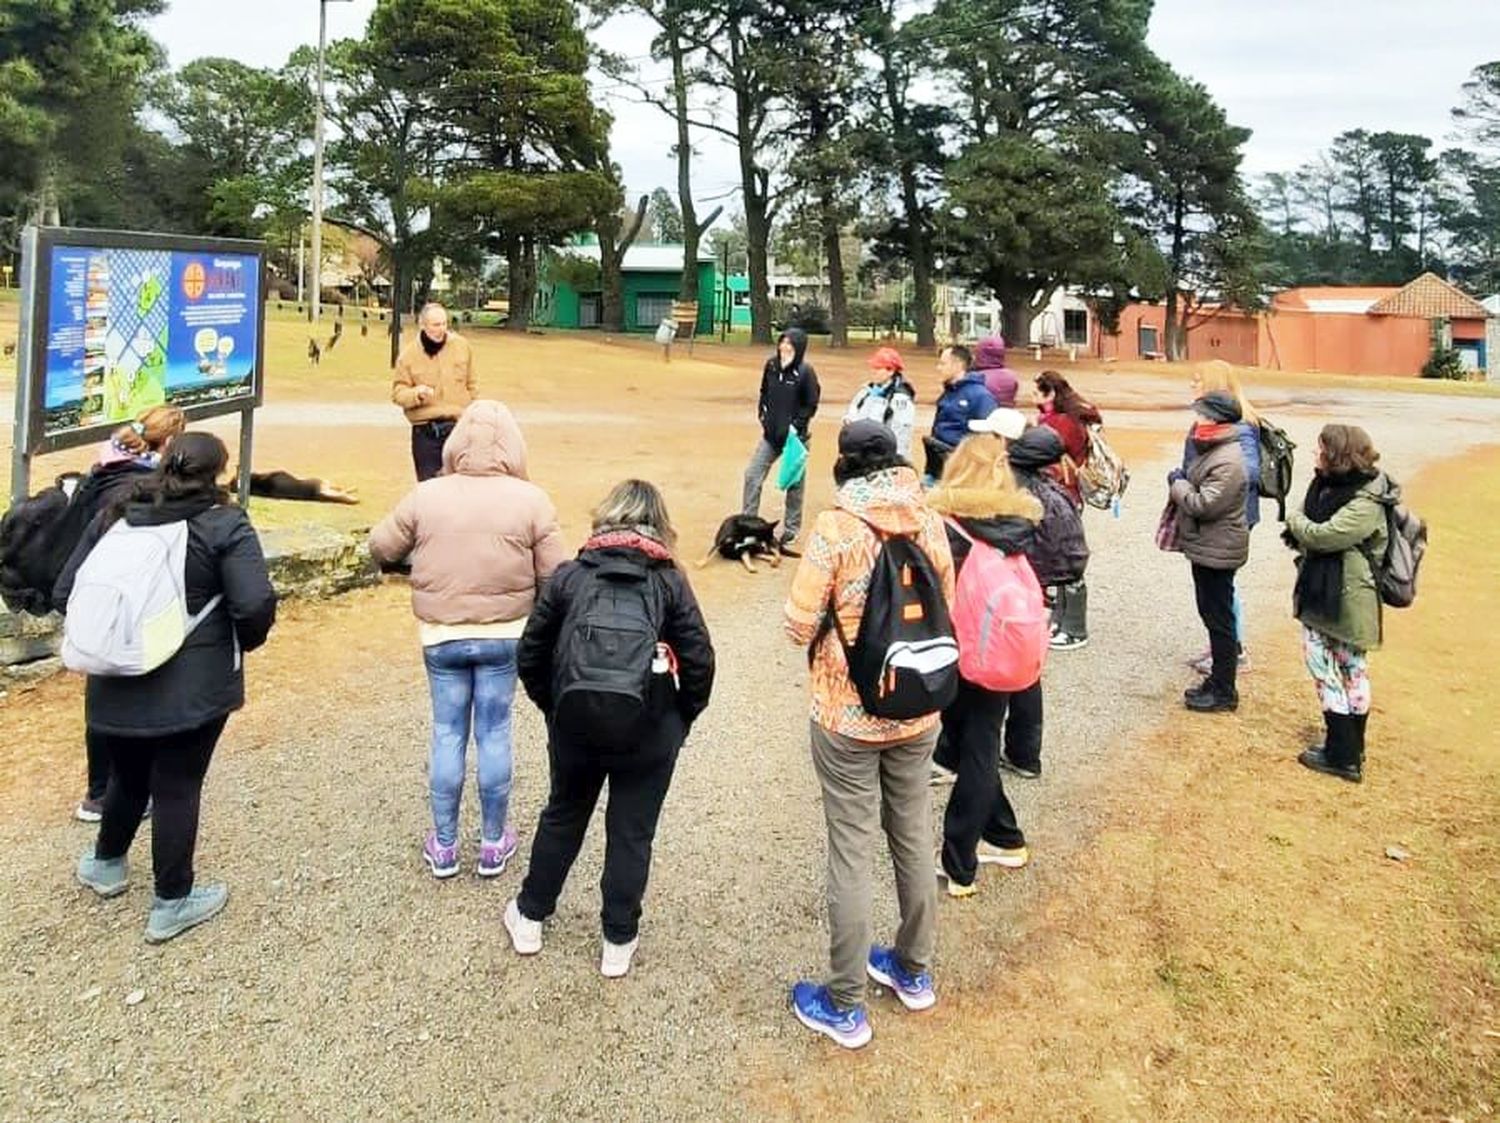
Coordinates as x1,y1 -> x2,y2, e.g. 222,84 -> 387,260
932,374 -> 997,449
1182,421 -> 1262,528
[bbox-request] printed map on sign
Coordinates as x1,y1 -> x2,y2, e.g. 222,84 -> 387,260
41,242 -> 260,436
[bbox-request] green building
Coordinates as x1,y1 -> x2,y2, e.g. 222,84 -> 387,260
542,244 -> 716,334
724,273 -> 752,329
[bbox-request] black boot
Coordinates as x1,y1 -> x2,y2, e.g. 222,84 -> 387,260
1299,713 -> 1362,783
1348,712 -> 1368,779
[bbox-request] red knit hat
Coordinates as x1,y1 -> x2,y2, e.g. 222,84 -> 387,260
867,346 -> 904,372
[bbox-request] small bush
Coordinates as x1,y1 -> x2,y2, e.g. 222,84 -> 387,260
1421,345 -> 1466,380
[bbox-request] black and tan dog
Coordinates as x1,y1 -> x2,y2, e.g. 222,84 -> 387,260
696,515 -> 783,573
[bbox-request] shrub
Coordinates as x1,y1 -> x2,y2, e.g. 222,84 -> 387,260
1422,345 -> 1466,380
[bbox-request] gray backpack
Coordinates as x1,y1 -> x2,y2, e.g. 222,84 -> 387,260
62,520 -> 221,676
1364,501 -> 1428,609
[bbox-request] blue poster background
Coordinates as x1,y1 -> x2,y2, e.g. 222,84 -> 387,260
41,244 -> 261,434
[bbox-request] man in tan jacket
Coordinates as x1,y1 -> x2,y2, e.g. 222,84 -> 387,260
392,303 -> 478,480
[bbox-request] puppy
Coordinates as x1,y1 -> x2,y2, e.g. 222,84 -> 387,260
696,515 -> 783,574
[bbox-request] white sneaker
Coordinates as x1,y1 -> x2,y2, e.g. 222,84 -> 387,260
976,841 -> 1030,868
601,937 -> 639,978
503,898 -> 542,955
929,762 -> 957,787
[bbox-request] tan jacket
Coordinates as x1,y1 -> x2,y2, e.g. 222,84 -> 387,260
369,401 -> 568,625
391,332 -> 477,424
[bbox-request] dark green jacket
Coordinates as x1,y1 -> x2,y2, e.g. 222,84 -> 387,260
1285,474 -> 1395,650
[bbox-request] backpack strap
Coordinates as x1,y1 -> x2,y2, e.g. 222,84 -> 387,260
806,514 -> 892,668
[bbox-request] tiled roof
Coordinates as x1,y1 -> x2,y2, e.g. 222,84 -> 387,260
1368,273 -> 1490,319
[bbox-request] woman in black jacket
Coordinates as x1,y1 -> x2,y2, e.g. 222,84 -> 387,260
57,432 -> 277,944
928,431 -> 1043,897
507,479 -> 715,978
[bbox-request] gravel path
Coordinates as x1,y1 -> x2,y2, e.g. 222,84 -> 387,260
2,381 -> 1496,1119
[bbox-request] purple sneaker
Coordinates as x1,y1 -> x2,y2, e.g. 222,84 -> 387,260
423,832 -> 459,879
477,826 -> 518,878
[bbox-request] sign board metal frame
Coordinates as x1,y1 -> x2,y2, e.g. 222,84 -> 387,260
9,225 -> 267,509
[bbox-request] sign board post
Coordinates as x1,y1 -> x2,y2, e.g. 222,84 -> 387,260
9,226 -> 267,509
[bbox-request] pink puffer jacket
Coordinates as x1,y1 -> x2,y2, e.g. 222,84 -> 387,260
369,400 -> 569,624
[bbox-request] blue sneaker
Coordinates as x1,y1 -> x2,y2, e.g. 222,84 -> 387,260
790,981 -> 872,1049
866,946 -> 937,1011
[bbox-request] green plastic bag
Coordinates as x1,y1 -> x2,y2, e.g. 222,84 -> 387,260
777,430 -> 808,490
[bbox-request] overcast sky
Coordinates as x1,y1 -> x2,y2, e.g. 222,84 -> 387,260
149,0 -> 1500,212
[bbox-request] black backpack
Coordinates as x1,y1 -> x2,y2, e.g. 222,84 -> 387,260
816,525 -> 959,720
0,473 -> 83,615
1257,419 -> 1296,521
551,557 -> 666,743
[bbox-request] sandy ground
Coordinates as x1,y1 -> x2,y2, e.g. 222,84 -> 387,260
2,326 -> 1498,1118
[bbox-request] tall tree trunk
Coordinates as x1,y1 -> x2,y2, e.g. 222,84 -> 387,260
669,27 -> 701,307
821,187 -> 848,348
729,32 -> 773,345
506,238 -> 535,332
1166,190 -> 1189,361
882,44 -> 934,348
999,290 -> 1032,352
600,194 -> 649,333
388,252 -> 404,368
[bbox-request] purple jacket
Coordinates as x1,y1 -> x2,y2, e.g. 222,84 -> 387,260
974,336 -> 1019,407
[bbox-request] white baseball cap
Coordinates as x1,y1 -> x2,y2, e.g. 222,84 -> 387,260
968,408 -> 1026,440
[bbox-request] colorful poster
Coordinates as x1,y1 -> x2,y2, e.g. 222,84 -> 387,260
41,244 -> 261,435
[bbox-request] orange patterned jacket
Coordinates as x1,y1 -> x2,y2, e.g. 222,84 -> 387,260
784,466 -> 956,743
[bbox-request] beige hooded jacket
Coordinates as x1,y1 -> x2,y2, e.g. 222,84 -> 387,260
369,400 -> 569,626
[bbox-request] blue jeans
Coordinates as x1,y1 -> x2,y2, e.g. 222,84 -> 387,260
422,639 -> 518,847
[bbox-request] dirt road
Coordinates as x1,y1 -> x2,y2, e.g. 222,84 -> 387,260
2,332 -> 1497,1118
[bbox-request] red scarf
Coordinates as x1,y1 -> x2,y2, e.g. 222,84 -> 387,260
1192,421 -> 1236,444
582,530 -> 674,561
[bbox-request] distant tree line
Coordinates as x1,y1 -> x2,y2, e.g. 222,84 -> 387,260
2,2 -> 1495,363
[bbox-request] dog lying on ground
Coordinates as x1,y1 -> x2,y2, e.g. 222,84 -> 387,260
696,515 -> 782,573
248,471 -> 359,504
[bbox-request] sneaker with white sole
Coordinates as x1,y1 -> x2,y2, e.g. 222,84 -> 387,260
929,762 -> 957,787
935,860 -> 978,899
866,945 -> 936,1011
476,826 -> 518,878
74,798 -> 103,823
976,841 -> 1030,868
503,898 -> 543,955
75,852 -> 129,898
422,832 -> 460,879
145,882 -> 228,943
790,981 -> 872,1049
601,937 -> 639,978
1049,632 -> 1088,651
998,754 -> 1041,780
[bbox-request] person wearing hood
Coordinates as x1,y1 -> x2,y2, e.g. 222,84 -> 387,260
924,344 -> 998,483
506,480 -> 715,978
391,303 -> 478,482
59,432 -> 277,944
370,400 -> 569,880
1283,424 -> 1393,783
973,335 -> 1020,408
1167,390 -> 1250,713
1008,426 -> 1091,654
783,420 -> 956,1049
927,417 -> 1040,897
743,327 -> 821,556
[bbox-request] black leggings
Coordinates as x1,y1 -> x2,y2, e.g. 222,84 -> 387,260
938,680 -> 1027,887
1191,563 -> 1239,696
93,716 -> 228,899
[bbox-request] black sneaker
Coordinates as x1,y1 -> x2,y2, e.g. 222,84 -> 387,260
1184,684 -> 1238,713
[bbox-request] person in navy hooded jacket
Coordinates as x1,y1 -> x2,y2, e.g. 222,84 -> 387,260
742,327 -> 821,556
